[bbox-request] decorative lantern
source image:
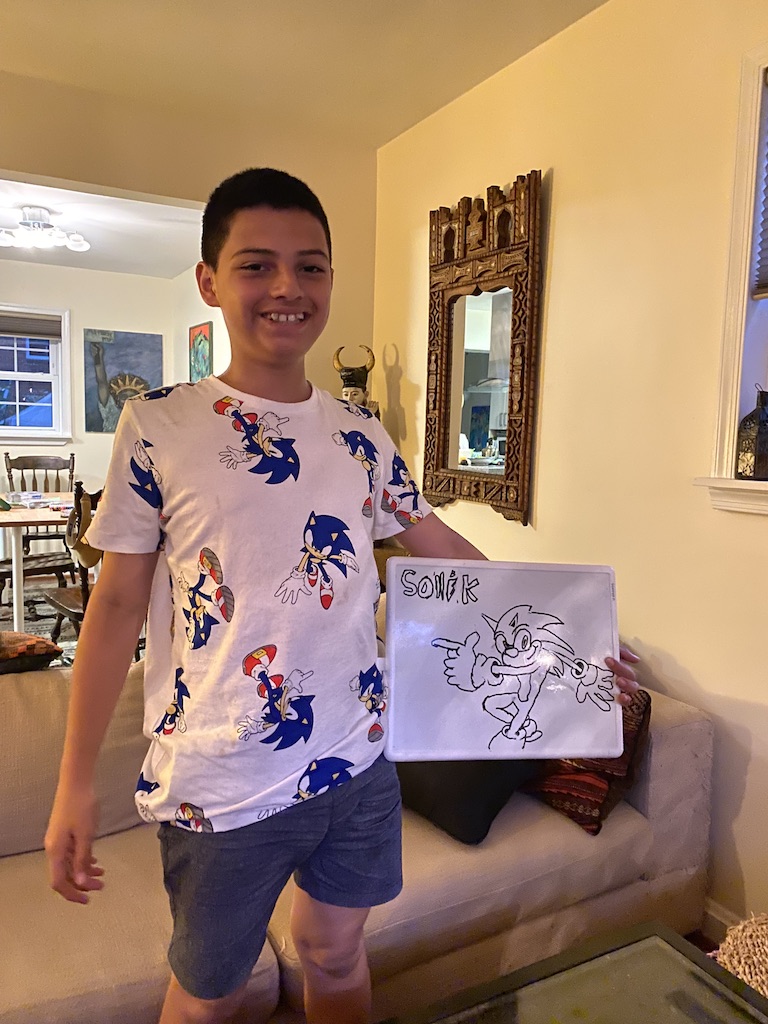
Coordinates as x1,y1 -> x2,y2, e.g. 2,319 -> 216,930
735,385 -> 768,480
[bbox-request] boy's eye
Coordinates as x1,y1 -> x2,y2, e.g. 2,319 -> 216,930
302,264 -> 326,274
241,262 -> 266,272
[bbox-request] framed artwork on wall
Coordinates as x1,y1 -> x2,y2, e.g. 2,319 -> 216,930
189,321 -> 213,382
84,328 -> 163,433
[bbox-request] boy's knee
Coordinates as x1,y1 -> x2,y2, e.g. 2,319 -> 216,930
162,974 -> 247,1024
294,930 -> 366,980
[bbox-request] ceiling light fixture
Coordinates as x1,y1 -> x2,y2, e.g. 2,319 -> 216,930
0,206 -> 91,252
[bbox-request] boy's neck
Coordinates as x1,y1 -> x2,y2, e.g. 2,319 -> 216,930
217,361 -> 312,403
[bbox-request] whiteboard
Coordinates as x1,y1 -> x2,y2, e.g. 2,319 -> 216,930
383,558 -> 622,760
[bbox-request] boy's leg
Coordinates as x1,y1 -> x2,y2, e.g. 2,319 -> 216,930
159,973 -> 248,1024
156,805 -> 328,1024
291,889 -> 371,1024
289,754 -> 404,1024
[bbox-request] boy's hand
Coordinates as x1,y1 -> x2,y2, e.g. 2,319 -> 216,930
605,647 -> 641,708
45,785 -> 104,904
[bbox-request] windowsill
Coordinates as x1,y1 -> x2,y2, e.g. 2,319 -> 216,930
694,476 -> 768,514
0,434 -> 73,446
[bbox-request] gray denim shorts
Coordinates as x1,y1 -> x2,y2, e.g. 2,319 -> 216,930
158,754 -> 402,1000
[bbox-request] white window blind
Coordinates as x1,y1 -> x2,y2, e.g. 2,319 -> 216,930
752,69 -> 768,299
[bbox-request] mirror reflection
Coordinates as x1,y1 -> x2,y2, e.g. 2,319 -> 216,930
448,288 -> 511,474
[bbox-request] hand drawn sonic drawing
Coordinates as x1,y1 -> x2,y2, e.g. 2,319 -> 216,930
432,604 -> 615,750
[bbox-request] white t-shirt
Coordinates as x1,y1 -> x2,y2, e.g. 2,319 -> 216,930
86,376 -> 433,833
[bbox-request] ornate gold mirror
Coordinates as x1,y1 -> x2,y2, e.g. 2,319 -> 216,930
422,171 -> 542,524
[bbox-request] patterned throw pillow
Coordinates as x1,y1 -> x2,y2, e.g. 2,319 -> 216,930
521,689 -> 652,835
0,631 -> 62,674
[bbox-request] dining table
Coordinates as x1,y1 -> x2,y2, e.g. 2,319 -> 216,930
0,493 -> 74,632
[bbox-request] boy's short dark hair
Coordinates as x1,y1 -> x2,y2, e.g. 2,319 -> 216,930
201,168 -> 332,268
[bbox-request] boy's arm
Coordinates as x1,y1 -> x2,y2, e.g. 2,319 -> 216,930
45,549 -> 159,904
395,511 -> 487,561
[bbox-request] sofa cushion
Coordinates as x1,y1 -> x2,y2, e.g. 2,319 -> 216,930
396,759 -> 540,844
0,661 -> 148,857
522,689 -> 652,835
0,630 -> 61,673
268,792 -> 654,1007
0,824 -> 280,1024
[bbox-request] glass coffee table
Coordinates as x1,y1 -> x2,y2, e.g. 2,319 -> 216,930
383,921 -> 768,1023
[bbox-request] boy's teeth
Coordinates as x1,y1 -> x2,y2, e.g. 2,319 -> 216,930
264,312 -> 305,322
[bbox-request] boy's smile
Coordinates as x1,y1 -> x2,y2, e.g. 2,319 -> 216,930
196,206 -> 333,398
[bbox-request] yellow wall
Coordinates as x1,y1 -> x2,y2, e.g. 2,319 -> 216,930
374,0 -> 768,919
0,69 -> 377,397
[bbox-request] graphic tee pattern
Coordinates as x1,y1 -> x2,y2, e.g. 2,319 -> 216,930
86,377 -> 432,832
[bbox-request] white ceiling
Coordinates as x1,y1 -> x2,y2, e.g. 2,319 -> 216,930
0,179 -> 202,279
0,0 -> 608,278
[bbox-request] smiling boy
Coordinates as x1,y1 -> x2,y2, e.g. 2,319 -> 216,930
45,168 -> 639,1024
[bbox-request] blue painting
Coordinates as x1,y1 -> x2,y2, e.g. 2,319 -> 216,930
469,404 -> 490,451
84,329 -> 163,433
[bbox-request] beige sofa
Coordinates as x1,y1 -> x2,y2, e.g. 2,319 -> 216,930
1,655 -> 713,1024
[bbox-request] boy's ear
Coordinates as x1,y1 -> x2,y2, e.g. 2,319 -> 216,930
196,261 -> 220,308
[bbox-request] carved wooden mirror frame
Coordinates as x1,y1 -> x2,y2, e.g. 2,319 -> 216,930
422,171 -> 542,524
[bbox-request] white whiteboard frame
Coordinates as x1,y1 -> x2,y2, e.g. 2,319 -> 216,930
383,557 -> 622,761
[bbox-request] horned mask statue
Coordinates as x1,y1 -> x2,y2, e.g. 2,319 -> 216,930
333,346 -> 379,417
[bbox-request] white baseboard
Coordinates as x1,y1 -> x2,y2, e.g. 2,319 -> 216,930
703,898 -> 744,944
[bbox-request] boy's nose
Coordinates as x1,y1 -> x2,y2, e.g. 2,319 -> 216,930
270,266 -> 302,299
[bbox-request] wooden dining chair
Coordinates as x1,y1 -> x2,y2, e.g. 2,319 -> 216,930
4,452 -> 76,554
44,480 -> 102,643
44,482 -> 145,659
0,453 -> 77,609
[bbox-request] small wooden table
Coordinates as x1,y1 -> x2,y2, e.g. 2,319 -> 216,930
0,494 -> 73,632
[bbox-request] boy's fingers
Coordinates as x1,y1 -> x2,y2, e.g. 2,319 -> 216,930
73,834 -> 96,887
605,656 -> 638,683
48,844 -> 90,904
88,857 -> 105,878
48,850 -> 73,897
604,656 -> 628,671
59,877 -> 90,903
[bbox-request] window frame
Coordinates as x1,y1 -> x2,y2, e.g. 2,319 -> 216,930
0,303 -> 72,445
696,42 -> 768,514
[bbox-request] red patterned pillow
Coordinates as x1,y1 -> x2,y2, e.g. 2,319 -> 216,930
0,631 -> 62,674
522,689 -> 652,835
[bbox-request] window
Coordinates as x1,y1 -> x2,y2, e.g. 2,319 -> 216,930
739,68 -> 768,431
751,71 -> 768,302
0,306 -> 72,443
696,44 -> 768,513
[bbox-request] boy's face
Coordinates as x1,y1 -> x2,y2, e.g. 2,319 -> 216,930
196,206 -> 333,372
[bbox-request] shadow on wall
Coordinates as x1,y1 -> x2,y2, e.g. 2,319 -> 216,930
380,342 -> 415,453
627,639 -> 763,919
